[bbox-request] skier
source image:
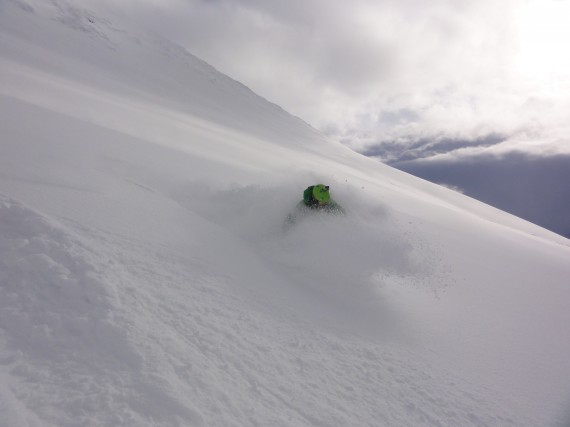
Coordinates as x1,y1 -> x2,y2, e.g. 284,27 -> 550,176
285,184 -> 345,228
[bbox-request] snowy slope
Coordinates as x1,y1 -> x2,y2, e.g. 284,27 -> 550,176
1,1 -> 570,426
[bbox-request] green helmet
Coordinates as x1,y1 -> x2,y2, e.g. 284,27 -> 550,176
312,184 -> 330,203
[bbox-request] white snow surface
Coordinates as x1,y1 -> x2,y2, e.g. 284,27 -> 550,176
1,1 -> 570,426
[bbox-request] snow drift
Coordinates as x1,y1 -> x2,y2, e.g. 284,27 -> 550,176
1,1 -> 570,426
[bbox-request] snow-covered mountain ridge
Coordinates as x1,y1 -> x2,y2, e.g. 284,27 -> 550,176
1,1 -> 569,426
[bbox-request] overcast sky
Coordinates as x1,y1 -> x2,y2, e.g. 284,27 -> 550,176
101,0 -> 570,156
99,0 -> 570,236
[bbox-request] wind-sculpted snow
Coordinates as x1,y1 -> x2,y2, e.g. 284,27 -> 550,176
0,197 -> 130,425
0,195 -> 520,427
0,196 -> 211,426
0,198 -> 118,363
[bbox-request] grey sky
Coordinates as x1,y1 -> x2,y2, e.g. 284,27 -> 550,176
100,0 -> 570,159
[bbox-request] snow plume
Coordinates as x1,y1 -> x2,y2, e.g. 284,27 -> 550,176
171,182 -> 446,337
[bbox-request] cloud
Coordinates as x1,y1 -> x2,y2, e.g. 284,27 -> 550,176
362,133 -> 507,163
93,0 -> 570,159
393,152 -> 570,238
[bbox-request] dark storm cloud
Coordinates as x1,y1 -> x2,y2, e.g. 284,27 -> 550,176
392,152 -> 570,238
361,133 -> 507,163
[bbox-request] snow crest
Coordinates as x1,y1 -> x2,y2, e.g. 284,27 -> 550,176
0,197 -> 116,359
0,196 -> 165,426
